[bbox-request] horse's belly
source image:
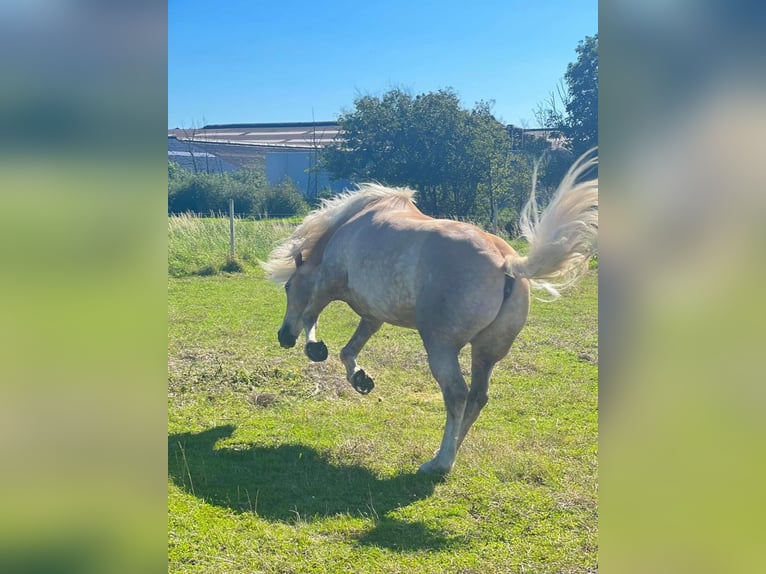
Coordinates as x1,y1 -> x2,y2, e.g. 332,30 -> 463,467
345,272 -> 418,328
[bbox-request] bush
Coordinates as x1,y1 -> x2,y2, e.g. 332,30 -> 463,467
260,178 -> 310,218
168,171 -> 227,214
167,163 -> 309,218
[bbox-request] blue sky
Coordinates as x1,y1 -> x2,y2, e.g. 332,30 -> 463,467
168,0 -> 597,129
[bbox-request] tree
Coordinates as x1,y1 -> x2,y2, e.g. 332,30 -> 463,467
535,34 -> 598,158
564,34 -> 598,155
321,88 -> 513,221
533,81 -> 570,147
466,101 -> 513,229
321,89 -> 412,185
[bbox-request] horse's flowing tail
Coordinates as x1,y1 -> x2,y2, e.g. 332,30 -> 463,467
505,149 -> 598,298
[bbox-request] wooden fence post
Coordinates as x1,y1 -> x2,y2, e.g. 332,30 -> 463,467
229,198 -> 235,261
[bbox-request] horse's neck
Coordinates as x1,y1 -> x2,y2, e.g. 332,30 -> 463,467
308,205 -> 363,264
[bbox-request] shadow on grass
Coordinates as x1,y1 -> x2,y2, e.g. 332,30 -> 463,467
169,425 -> 455,552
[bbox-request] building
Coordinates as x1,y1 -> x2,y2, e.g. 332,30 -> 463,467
506,124 -> 567,151
168,122 -> 350,200
167,135 -> 239,174
168,121 -> 559,198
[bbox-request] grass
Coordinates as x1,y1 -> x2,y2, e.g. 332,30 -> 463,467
168,218 -> 598,573
168,213 -> 300,277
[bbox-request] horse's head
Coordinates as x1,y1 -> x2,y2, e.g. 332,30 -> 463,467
277,252 -> 317,348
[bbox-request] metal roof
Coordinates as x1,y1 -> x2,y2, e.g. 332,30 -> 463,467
168,122 -> 559,155
168,122 -> 341,150
167,136 -> 239,173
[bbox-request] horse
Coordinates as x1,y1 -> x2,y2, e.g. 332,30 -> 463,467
263,151 -> 598,474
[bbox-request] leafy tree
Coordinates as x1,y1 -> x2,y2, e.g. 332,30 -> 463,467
465,101 -> 513,228
533,82 -> 569,138
564,34 -> 598,155
321,89 -> 412,184
322,88 -> 513,221
525,34 -> 597,199
407,89 -> 475,216
535,34 -> 598,158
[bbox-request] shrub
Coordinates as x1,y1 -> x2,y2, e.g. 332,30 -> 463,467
260,178 -> 310,218
167,163 -> 309,218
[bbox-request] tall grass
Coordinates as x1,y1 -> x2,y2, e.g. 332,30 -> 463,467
168,214 -> 296,277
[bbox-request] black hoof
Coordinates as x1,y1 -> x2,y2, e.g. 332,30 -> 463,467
305,341 -> 328,362
352,369 -> 374,394
278,329 -> 297,349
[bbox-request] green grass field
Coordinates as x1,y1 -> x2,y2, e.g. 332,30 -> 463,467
168,216 -> 598,573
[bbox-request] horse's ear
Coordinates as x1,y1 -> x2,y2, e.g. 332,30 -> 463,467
294,252 -> 303,267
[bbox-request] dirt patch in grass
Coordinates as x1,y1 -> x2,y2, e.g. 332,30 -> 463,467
169,348 -> 367,406
168,348 -> 309,401
248,392 -> 279,407
302,359 -> 357,400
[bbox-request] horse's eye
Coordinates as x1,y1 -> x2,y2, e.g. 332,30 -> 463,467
284,282 -> 290,293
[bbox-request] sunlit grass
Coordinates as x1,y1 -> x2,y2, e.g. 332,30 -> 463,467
168,217 -> 598,573
168,214 -> 297,277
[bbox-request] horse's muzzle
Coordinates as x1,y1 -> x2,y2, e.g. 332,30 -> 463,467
277,326 -> 297,348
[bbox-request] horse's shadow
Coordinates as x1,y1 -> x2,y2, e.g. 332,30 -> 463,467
168,425 -> 453,551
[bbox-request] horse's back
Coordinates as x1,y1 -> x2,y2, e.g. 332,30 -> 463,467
327,201 -> 515,344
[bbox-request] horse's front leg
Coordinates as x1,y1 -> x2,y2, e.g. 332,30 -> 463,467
340,317 -> 382,394
302,295 -> 332,362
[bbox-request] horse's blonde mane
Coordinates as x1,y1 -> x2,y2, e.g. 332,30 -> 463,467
262,183 -> 416,284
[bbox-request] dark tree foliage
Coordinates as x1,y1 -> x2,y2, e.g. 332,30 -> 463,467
531,34 -> 597,190
564,34 -> 598,156
321,88 -> 516,221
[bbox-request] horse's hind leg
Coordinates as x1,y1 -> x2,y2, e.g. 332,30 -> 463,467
457,356 -> 493,450
457,344 -> 515,450
340,317 -> 382,394
419,342 -> 467,475
458,278 -> 530,449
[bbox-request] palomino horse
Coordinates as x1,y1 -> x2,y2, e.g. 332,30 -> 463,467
263,152 -> 597,474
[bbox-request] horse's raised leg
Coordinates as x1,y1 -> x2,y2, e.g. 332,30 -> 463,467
340,317 -> 382,394
302,295 -> 333,362
418,342 -> 467,475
